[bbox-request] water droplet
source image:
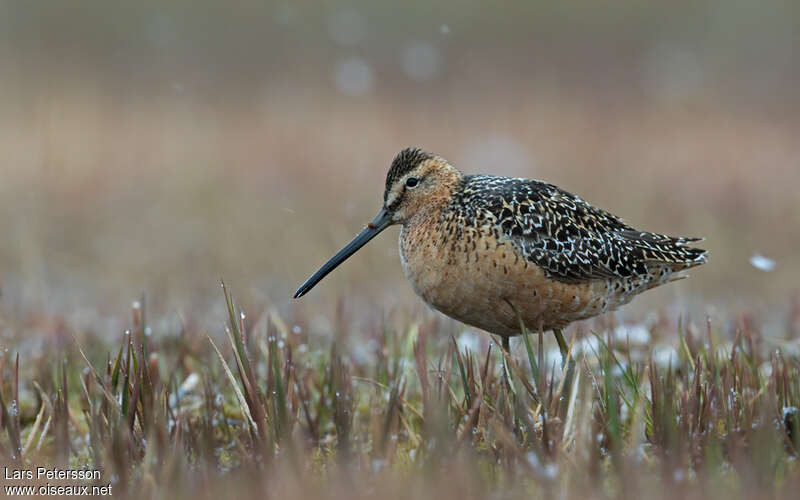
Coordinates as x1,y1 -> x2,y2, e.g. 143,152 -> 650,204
750,253 -> 776,272
334,58 -> 373,96
401,41 -> 442,82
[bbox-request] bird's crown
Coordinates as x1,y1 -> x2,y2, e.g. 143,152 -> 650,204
384,147 -> 435,202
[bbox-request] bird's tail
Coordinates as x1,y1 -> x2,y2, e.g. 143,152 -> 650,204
620,230 -> 708,270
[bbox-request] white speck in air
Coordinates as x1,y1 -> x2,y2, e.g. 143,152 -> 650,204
750,253 -> 775,272
334,58 -> 373,96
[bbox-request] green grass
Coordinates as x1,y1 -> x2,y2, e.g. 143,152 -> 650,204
0,286 -> 798,500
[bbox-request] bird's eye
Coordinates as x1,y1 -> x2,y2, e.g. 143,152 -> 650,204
405,177 -> 419,188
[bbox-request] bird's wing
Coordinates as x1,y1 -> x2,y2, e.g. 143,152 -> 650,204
466,176 -> 707,282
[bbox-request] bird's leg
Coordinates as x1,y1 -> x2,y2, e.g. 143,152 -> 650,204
553,327 -> 577,416
553,328 -> 569,363
498,334 -> 522,443
498,335 -> 516,398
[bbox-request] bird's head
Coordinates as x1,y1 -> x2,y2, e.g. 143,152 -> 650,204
293,147 -> 461,298
382,147 -> 461,224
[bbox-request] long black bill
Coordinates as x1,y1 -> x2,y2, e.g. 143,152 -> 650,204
293,207 -> 392,299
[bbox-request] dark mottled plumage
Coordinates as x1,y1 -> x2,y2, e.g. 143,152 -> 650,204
450,175 -> 707,284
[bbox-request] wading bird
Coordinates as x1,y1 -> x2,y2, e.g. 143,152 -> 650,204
294,148 -> 706,355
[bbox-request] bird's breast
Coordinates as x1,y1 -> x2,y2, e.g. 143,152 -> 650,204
399,216 -> 609,335
398,220 -> 448,301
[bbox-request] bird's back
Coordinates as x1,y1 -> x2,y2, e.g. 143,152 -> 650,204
453,174 -> 707,284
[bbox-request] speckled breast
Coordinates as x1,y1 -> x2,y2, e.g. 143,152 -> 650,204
398,218 -> 613,336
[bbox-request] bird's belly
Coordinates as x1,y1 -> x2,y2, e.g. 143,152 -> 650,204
399,229 -> 610,336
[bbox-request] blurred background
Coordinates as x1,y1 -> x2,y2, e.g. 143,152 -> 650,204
0,1 -> 798,339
